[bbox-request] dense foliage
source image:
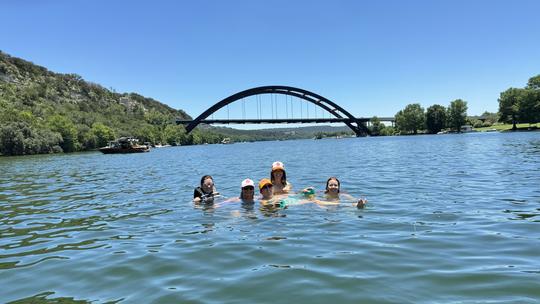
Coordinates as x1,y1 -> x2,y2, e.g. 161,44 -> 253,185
395,103 -> 425,134
0,51 -> 239,155
498,75 -> 540,130
394,100 -> 469,134
447,99 -> 468,132
425,104 -> 447,134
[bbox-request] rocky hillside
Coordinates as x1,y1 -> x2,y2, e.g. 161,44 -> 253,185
0,51 -> 199,155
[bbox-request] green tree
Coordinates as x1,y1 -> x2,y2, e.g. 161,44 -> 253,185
0,122 -> 25,155
425,104 -> 447,134
163,124 -> 187,145
91,123 -> 116,148
370,116 -> 385,136
379,126 -> 395,136
498,88 -> 521,130
480,111 -> 498,126
447,99 -> 468,132
395,103 -> 425,134
135,124 -> 160,145
526,74 -> 540,90
47,115 -> 79,152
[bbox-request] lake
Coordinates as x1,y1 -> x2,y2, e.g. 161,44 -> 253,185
1,132 -> 539,303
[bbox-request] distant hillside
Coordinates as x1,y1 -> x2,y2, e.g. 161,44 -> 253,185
0,51 -> 208,155
210,125 -> 354,141
0,51 -> 359,156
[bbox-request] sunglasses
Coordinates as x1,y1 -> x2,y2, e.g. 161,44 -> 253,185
262,185 -> 273,190
242,186 -> 255,191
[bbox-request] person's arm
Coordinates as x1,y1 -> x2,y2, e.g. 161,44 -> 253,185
284,182 -> 292,192
340,193 -> 368,208
221,197 -> 240,204
356,198 -> 367,209
193,188 -> 203,202
313,199 -> 340,206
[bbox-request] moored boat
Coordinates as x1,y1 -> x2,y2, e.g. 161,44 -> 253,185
99,137 -> 150,154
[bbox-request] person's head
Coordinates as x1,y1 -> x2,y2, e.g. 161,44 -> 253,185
200,175 -> 214,193
270,161 -> 287,185
240,178 -> 255,201
325,177 -> 340,194
259,178 -> 273,199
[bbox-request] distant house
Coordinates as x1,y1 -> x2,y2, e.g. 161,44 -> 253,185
461,125 -> 473,132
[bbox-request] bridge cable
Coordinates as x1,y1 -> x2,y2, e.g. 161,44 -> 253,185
275,94 -> 278,119
271,94 -> 273,119
291,96 -> 294,118
285,95 -> 288,119
242,98 -> 245,119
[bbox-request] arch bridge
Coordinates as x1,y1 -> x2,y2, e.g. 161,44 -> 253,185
176,86 -> 393,137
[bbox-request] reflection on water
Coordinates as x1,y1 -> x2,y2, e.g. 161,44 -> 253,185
1,132 -> 540,303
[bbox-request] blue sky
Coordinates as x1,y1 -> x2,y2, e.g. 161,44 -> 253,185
2,0 -> 540,124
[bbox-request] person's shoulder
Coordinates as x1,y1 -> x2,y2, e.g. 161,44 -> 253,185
193,187 -> 204,198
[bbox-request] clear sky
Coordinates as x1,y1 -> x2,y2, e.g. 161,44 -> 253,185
2,0 -> 540,123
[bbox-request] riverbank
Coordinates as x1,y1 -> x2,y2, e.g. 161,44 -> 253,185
475,122 -> 540,132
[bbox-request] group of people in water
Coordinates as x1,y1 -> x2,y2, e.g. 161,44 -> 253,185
193,161 -> 367,209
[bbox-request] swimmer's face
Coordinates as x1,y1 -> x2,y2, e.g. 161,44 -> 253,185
272,170 -> 283,180
202,178 -> 214,192
327,179 -> 339,194
260,184 -> 273,199
242,186 -> 254,199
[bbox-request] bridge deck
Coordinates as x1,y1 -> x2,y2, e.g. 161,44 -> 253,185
176,117 -> 394,125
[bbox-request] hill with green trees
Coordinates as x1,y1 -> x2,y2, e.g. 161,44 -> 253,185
0,51 -> 203,155
0,51 -> 359,156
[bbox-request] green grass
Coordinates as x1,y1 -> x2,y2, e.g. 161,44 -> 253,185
475,123 -> 540,132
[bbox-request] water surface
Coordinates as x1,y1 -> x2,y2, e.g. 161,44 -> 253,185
1,132 -> 540,303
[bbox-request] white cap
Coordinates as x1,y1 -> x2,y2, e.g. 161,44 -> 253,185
241,178 -> 255,188
272,161 -> 285,172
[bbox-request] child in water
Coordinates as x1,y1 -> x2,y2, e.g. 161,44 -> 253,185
270,161 -> 292,195
302,177 -> 367,209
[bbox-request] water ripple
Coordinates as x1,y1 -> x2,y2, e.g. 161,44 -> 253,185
1,133 -> 540,303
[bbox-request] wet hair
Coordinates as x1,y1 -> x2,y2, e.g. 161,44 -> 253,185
325,177 -> 340,194
200,175 -> 214,188
271,169 -> 287,186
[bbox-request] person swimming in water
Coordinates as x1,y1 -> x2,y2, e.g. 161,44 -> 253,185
193,175 -> 219,204
222,178 -> 256,204
258,178 -> 283,208
270,161 -> 292,195
304,177 -> 367,208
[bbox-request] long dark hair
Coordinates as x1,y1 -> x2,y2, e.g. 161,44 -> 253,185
200,175 -> 214,190
325,177 -> 340,194
271,170 -> 287,186
240,186 -> 254,200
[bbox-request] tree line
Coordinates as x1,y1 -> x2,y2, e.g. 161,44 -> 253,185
374,74 -> 540,135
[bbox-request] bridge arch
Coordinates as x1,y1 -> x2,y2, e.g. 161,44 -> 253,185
185,85 -> 369,136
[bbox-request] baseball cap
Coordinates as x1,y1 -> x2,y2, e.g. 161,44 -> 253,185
241,178 -> 254,188
258,178 -> 273,190
271,161 -> 285,172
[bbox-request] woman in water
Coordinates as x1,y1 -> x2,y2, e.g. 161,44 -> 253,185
222,178 -> 256,204
270,161 -> 292,195
193,175 -> 219,203
305,177 -> 367,208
